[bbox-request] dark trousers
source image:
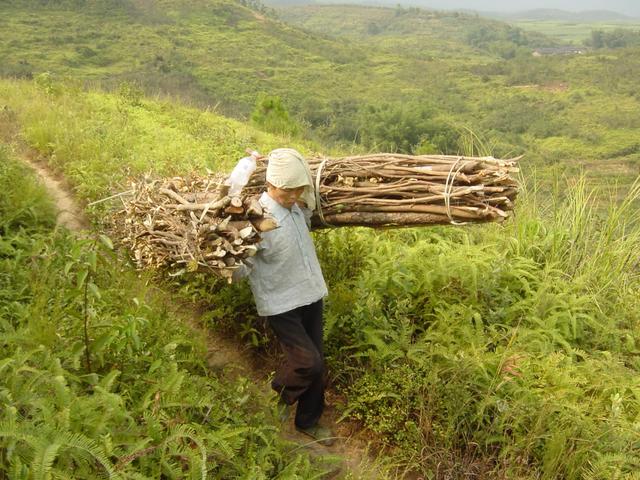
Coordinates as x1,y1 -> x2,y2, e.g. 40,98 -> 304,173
267,299 -> 325,429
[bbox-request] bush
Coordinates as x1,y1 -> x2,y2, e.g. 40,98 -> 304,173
320,179 -> 640,478
251,94 -> 299,137
587,29 -> 640,49
355,104 -> 460,154
0,156 -> 329,478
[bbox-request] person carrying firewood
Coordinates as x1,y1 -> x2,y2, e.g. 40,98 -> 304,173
233,148 -> 335,447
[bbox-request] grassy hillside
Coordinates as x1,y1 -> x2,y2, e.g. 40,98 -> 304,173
2,0 -> 640,184
0,76 -> 311,203
2,3 -> 640,475
513,19 -> 640,44
0,0 -> 547,153
276,4 -> 640,192
2,77 -> 640,478
0,144 -> 339,477
0,0 -> 368,114
1,0 -> 503,119
276,4 -> 553,55
499,8 -> 634,22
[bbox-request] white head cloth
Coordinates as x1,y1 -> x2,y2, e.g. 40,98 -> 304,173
266,148 -> 316,211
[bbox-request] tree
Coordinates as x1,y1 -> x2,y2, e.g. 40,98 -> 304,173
250,95 -> 298,136
589,30 -> 605,49
356,104 -> 459,154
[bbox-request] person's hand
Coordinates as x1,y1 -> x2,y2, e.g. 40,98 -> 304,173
245,148 -> 265,160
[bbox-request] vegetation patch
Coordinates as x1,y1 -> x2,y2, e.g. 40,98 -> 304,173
0,148 -> 331,478
2,1 -> 640,475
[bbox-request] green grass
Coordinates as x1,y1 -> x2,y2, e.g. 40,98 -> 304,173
0,77 -> 315,204
2,1 -> 640,476
315,177 -> 640,478
513,20 -> 640,44
2,76 -> 640,478
0,143 -> 339,478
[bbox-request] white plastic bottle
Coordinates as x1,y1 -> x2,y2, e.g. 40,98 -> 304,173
227,152 -> 258,196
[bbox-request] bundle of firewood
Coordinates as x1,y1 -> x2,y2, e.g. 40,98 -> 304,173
250,153 -> 519,227
112,174 -> 277,281
112,154 -> 518,279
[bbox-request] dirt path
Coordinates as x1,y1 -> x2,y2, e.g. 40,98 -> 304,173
1,108 -> 87,231
10,141 -> 385,478
22,154 -> 89,231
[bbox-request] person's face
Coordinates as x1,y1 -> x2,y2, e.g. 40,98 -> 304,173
267,183 -> 305,210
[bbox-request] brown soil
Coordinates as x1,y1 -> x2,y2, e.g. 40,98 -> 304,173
22,153 -> 89,231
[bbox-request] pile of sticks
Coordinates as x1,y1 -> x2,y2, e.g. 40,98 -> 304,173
249,153 -> 519,227
112,154 -> 518,279
112,174 -> 277,281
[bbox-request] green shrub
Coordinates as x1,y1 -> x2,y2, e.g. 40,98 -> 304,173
320,179 -> 640,478
251,94 -> 299,137
0,145 -> 56,234
0,157 -> 329,478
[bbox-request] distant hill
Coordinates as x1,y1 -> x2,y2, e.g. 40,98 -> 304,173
276,4 -> 554,50
263,0 -> 640,19
489,9 -> 635,22
0,0 -> 540,153
0,0 -> 544,120
0,0 -> 371,116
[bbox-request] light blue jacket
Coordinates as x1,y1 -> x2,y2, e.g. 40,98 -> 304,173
234,192 -> 328,317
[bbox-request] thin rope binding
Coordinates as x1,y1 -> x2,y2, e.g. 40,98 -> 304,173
314,157 -> 331,227
444,157 -> 468,226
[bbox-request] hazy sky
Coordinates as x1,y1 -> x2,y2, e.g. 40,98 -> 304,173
401,0 -> 640,16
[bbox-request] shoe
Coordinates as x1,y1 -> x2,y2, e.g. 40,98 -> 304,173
276,398 -> 291,423
295,424 -> 336,447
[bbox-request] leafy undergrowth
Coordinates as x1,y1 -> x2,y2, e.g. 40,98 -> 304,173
3,78 -> 640,478
313,181 -> 640,479
0,150 -> 332,477
0,76 -> 313,205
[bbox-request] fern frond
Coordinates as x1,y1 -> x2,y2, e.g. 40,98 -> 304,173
0,421 -> 37,446
162,425 -> 208,479
50,467 -> 77,480
31,440 -> 62,480
56,432 -> 119,479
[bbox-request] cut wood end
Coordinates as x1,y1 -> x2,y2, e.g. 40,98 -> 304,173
251,216 -> 278,232
225,206 -> 244,215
